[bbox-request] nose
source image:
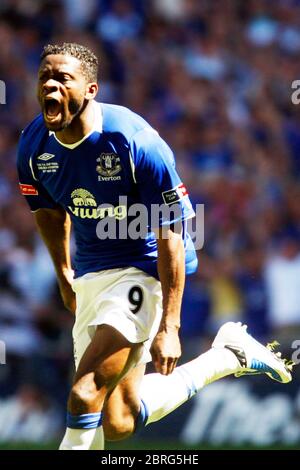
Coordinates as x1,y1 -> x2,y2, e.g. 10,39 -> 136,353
43,79 -> 59,94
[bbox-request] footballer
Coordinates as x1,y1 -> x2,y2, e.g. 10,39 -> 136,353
17,43 -> 292,450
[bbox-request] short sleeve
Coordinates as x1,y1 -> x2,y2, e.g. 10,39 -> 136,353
17,132 -> 60,212
130,128 -> 195,228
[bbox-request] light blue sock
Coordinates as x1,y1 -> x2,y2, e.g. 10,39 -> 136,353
67,411 -> 102,429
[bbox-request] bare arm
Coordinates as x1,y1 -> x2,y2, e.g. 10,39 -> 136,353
34,207 -> 76,313
151,226 -> 185,375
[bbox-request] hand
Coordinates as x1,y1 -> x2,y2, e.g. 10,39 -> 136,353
58,268 -> 76,315
150,326 -> 181,375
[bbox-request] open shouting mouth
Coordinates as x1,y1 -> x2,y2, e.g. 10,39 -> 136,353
43,97 -> 63,124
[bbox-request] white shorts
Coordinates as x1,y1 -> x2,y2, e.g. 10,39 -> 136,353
72,267 -> 163,369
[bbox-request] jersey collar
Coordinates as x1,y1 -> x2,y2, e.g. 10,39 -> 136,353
49,101 -> 103,149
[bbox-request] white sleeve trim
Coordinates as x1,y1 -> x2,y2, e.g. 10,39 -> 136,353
129,149 -> 137,184
29,155 -> 38,181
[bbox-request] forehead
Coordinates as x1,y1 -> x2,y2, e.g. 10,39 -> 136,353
39,54 -> 83,74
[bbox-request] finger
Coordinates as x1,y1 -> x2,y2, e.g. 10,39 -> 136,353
151,350 -> 161,372
166,357 -> 178,375
158,357 -> 168,375
151,348 -> 158,365
153,360 -> 162,374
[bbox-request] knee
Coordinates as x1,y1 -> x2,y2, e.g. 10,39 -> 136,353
102,412 -> 135,441
68,377 -> 101,415
102,382 -> 141,441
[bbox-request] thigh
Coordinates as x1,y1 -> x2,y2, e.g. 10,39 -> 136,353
73,324 -> 144,407
72,268 -> 162,370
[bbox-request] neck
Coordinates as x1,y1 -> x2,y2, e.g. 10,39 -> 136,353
55,100 -> 95,144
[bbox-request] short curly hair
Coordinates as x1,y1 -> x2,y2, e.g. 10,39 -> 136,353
40,43 -> 98,82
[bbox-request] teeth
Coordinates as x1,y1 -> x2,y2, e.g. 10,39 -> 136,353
276,352 -> 282,358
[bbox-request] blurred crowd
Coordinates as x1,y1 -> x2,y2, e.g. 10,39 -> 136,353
0,0 -> 300,442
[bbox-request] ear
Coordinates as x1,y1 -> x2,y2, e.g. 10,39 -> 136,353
85,82 -> 98,100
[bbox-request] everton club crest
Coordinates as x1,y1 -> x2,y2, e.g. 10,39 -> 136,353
96,153 -> 122,181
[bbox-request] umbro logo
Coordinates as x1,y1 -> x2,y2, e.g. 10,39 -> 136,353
37,153 -> 55,161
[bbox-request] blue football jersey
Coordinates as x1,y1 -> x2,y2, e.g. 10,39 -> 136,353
17,101 -> 198,279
